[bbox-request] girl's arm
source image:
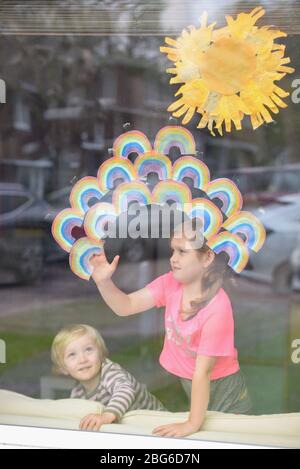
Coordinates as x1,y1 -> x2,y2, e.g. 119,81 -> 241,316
90,252 -> 156,316
188,355 -> 217,430
153,355 -> 217,437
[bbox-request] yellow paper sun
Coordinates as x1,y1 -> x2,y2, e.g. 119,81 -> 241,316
160,7 -> 294,136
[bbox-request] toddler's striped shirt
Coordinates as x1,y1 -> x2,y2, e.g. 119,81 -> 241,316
70,358 -> 167,420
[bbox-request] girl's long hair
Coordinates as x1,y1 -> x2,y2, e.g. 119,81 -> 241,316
172,218 -> 236,318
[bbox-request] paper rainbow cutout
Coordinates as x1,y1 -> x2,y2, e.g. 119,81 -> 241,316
154,126 -> 196,155
69,237 -> 104,280
113,181 -> 153,213
185,198 -> 223,239
173,156 -> 210,190
70,177 -> 103,213
113,130 -> 152,158
152,180 -> 192,207
222,211 -> 266,252
97,157 -> 137,193
134,151 -> 172,181
52,208 -> 84,253
207,231 -> 249,273
84,202 -> 118,241
206,178 -> 243,218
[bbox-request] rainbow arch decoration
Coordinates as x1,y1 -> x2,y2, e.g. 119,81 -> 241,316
52,126 -> 266,279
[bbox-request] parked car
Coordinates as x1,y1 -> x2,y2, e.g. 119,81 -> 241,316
217,164 -> 300,208
290,242 -> 300,292
241,194 -> 300,293
0,183 -> 53,284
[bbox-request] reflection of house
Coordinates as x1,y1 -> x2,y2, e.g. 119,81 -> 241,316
0,83 -> 41,161
0,20 -> 298,194
43,104 -> 105,188
0,159 -> 52,199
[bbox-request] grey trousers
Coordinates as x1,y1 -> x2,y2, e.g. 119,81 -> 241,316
180,369 -> 253,414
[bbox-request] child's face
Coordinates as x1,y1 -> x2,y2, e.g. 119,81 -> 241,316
170,235 -> 214,284
62,333 -> 102,384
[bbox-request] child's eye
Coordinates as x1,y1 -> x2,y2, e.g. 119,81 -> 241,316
86,347 -> 93,352
68,352 -> 76,358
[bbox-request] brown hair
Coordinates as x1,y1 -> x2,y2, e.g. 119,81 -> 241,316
172,218 -> 235,318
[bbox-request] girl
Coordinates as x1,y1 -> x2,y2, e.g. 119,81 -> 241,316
90,218 -> 252,438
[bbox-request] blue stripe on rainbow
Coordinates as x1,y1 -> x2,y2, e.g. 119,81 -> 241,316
206,178 -> 243,218
52,208 -> 84,253
113,181 -> 153,213
70,177 -> 104,213
172,156 -> 210,190
97,157 -> 137,192
84,202 -> 118,241
134,151 -> 172,181
154,126 -> 196,155
113,130 -> 152,158
207,231 -> 249,273
69,237 -> 104,281
222,211 -> 266,252
152,180 -> 192,208
185,198 -> 223,240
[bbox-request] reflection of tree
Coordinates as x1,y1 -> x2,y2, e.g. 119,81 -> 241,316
0,0 -> 299,187
0,4 -> 169,190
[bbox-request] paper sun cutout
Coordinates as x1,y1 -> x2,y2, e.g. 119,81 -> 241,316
160,6 -> 294,135
52,126 -> 266,280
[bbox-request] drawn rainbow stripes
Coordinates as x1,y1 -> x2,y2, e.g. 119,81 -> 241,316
223,211 -> 266,252
173,156 -> 210,190
113,130 -> 152,158
97,157 -> 137,192
52,208 -> 84,253
113,181 -> 153,213
185,198 -> 223,239
207,231 -> 249,273
152,180 -> 192,207
154,126 -> 196,155
69,237 -> 104,280
206,178 -> 243,218
134,151 -> 172,181
84,202 -> 118,241
70,177 -> 103,213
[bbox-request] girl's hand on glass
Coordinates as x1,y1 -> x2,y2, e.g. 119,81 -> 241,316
152,420 -> 200,438
90,251 -> 120,285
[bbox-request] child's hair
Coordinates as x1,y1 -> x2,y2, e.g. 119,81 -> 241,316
51,324 -> 108,375
171,217 -> 235,317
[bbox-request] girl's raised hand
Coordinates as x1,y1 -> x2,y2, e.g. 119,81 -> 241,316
90,250 -> 120,285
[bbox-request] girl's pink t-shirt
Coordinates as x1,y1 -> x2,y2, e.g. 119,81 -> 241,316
146,271 -> 240,381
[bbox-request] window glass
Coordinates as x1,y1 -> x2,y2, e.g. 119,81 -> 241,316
0,0 -> 299,446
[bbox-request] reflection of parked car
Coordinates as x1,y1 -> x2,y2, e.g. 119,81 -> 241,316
242,194 -> 300,293
46,185 -> 72,210
0,183 -> 53,284
217,164 -> 300,208
290,242 -> 300,292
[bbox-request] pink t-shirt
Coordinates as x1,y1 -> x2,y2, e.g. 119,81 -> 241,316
146,271 -> 240,381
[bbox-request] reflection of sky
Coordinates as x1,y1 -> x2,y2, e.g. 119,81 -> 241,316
160,0 -> 299,32
1,1 -> 299,35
